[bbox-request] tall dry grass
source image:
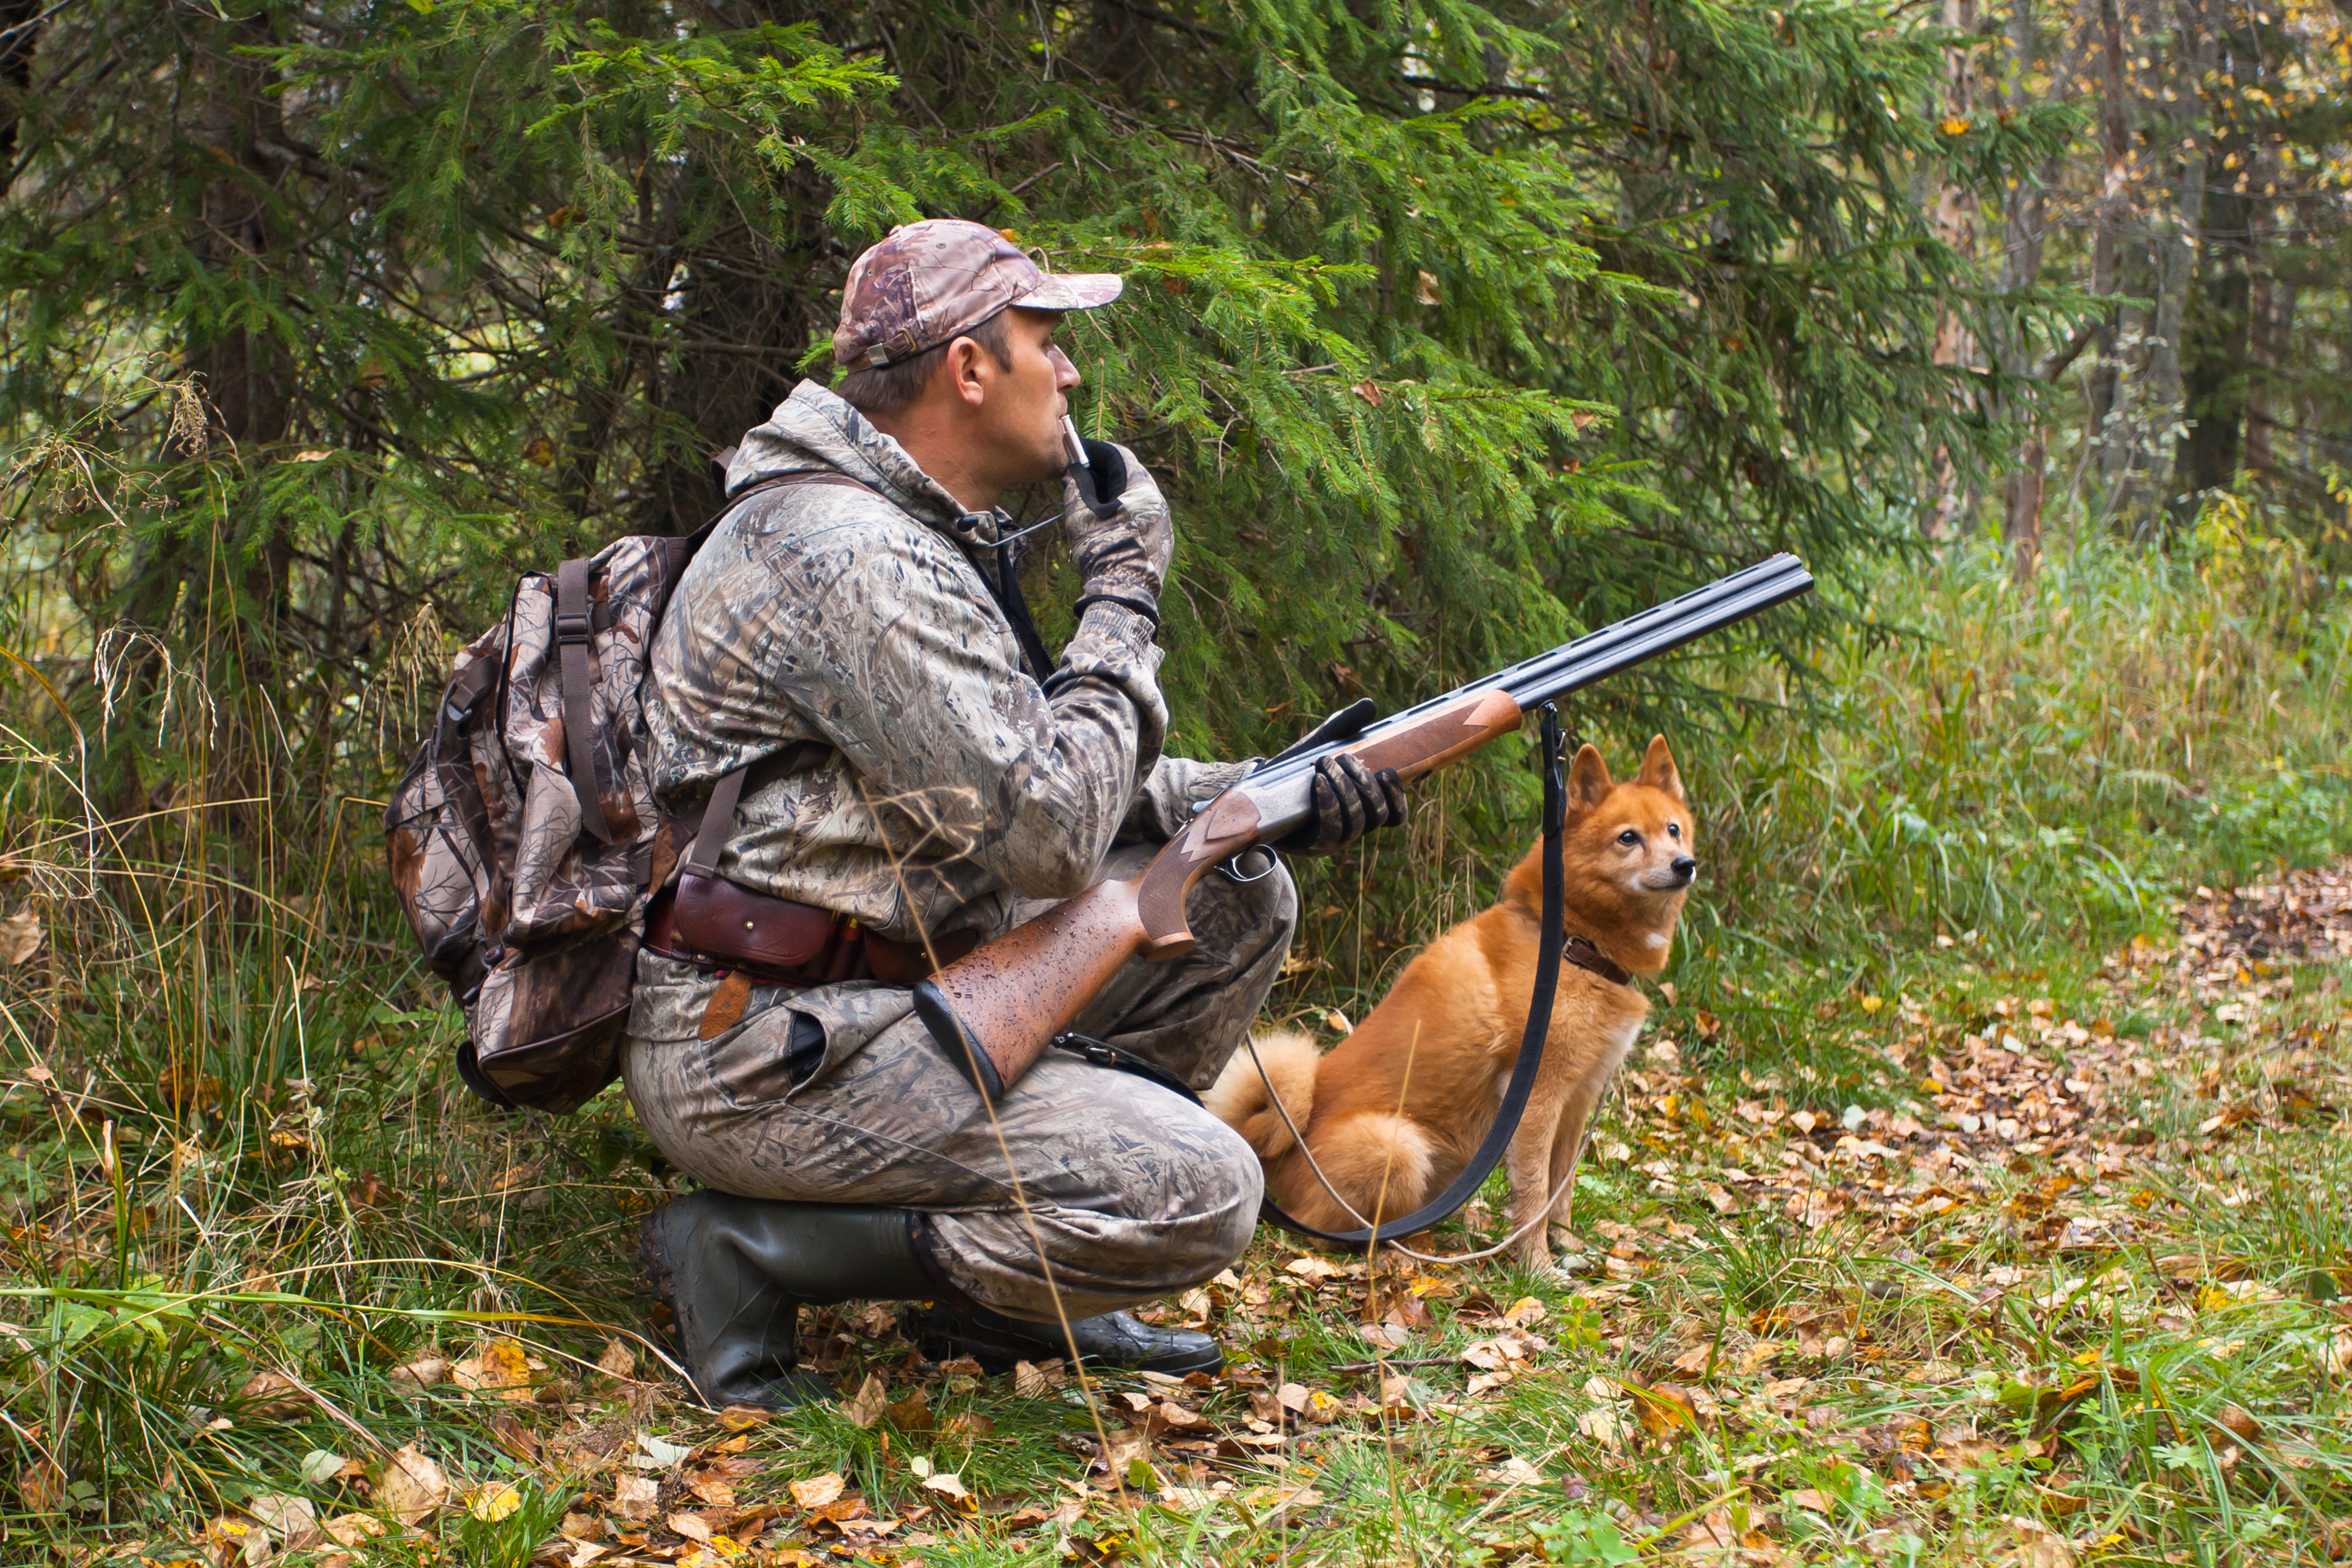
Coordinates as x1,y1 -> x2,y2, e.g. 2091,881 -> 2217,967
1693,508 -> 2351,962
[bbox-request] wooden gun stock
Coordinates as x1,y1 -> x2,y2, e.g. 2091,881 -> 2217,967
912,688 -> 1525,1099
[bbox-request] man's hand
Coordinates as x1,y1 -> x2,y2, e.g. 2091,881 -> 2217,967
1276,753 -> 1409,856
1063,442 -> 1173,622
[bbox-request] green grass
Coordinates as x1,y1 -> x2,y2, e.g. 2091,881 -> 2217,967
1,519 -> 2349,1563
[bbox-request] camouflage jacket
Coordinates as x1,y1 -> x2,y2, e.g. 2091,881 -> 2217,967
642,379 -> 1241,946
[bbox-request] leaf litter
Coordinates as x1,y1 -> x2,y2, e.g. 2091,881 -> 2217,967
125,862 -> 2352,1565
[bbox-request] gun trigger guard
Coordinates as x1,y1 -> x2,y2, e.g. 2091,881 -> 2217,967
1216,846 -> 1279,884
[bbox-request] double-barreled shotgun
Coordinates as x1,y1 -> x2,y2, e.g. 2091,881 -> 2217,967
915,550 -> 1816,1100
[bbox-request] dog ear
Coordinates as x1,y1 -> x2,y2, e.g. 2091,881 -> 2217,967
1567,743 -> 1613,808
1637,734 -> 1684,801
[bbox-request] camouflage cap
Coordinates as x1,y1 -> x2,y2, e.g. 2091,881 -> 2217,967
833,219 -> 1123,369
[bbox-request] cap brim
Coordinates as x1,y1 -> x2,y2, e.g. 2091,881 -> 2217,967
1017,273 -> 1123,311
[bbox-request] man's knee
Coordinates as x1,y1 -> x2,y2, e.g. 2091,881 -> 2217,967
1090,1093 -> 1264,1289
1174,1116 -> 1265,1282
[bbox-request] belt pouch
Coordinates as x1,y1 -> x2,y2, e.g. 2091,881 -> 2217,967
671,872 -> 837,973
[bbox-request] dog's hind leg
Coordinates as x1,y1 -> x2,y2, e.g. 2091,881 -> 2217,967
1280,1112 -> 1437,1237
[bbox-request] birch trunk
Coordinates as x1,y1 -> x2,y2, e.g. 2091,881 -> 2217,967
1924,0 -> 1981,539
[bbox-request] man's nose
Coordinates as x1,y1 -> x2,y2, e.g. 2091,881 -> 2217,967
1671,855 -> 1697,881
1051,344 -> 1081,391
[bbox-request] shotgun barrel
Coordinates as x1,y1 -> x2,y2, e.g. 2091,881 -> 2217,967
913,552 -> 1814,1102
1246,553 -> 1813,802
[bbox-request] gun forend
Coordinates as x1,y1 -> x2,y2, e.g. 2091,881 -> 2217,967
1233,688 -> 1522,851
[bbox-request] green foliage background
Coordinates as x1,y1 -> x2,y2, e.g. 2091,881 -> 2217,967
0,0 -> 2072,793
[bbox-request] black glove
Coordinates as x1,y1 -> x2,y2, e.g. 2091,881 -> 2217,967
1276,753 -> 1409,856
1062,442 -> 1172,622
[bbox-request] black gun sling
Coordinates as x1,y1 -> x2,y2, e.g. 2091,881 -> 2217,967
1065,705 -> 1576,1254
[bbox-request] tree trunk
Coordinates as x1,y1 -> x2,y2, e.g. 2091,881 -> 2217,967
2239,143 -> 2287,481
1091,0 -> 1157,101
2005,430 -> 2046,581
1922,0 -> 1980,539
0,0 -> 39,166
1992,0 -> 2052,580
639,226 -> 825,536
2085,0 -> 2133,492
1997,164 -> 2052,580
2146,4 -> 2217,506
100,7 -> 303,847
118,8 -> 299,644
2174,7 -> 2259,509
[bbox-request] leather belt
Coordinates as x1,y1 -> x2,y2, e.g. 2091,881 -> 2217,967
644,884 -> 977,990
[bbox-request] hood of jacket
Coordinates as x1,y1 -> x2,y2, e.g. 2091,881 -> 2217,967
724,379 -> 1004,550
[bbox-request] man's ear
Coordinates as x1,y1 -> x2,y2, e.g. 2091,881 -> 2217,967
946,335 -> 990,407
1567,744 -> 1613,809
1638,734 -> 1684,801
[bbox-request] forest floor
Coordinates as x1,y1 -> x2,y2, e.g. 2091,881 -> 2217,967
38,861 -> 2352,1567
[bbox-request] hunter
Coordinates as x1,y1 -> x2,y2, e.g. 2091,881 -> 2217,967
628,219 -> 1410,1408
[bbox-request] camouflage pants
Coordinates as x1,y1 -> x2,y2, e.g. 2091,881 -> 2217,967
622,841 -> 1296,1321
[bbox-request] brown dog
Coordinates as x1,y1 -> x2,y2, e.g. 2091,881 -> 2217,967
1204,735 -> 1696,1269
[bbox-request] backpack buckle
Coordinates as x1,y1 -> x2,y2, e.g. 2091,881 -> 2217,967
554,610 -> 593,644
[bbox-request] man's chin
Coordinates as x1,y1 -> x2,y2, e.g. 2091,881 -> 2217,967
978,426 -> 1071,492
1019,445 -> 1070,488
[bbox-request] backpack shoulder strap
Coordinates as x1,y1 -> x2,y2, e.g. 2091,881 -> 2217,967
727,469 -> 878,505
554,556 -> 613,844
652,470 -> 876,873
684,764 -> 748,880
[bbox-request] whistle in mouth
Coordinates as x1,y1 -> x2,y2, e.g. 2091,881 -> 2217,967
1061,416 -> 1126,519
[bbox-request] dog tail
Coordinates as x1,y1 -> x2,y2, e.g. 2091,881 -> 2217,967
1203,1030 -> 1320,1160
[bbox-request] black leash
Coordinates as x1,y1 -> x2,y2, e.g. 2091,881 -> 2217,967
1256,702 -> 1569,1250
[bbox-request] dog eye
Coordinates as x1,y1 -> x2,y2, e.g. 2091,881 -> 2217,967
1668,822 -> 1681,839
1617,829 -> 1640,847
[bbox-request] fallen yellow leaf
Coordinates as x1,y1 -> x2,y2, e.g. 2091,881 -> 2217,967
840,1374 -> 886,1428
451,1339 -> 536,1401
467,1482 -> 524,1522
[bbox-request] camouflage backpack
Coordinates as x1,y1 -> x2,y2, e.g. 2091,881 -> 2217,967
383,472 -> 852,1112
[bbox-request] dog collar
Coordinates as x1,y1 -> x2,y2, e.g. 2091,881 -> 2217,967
1563,935 -> 1634,988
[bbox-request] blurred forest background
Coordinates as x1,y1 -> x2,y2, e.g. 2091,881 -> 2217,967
1,0 -> 2351,1548
2,0 -> 2349,942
